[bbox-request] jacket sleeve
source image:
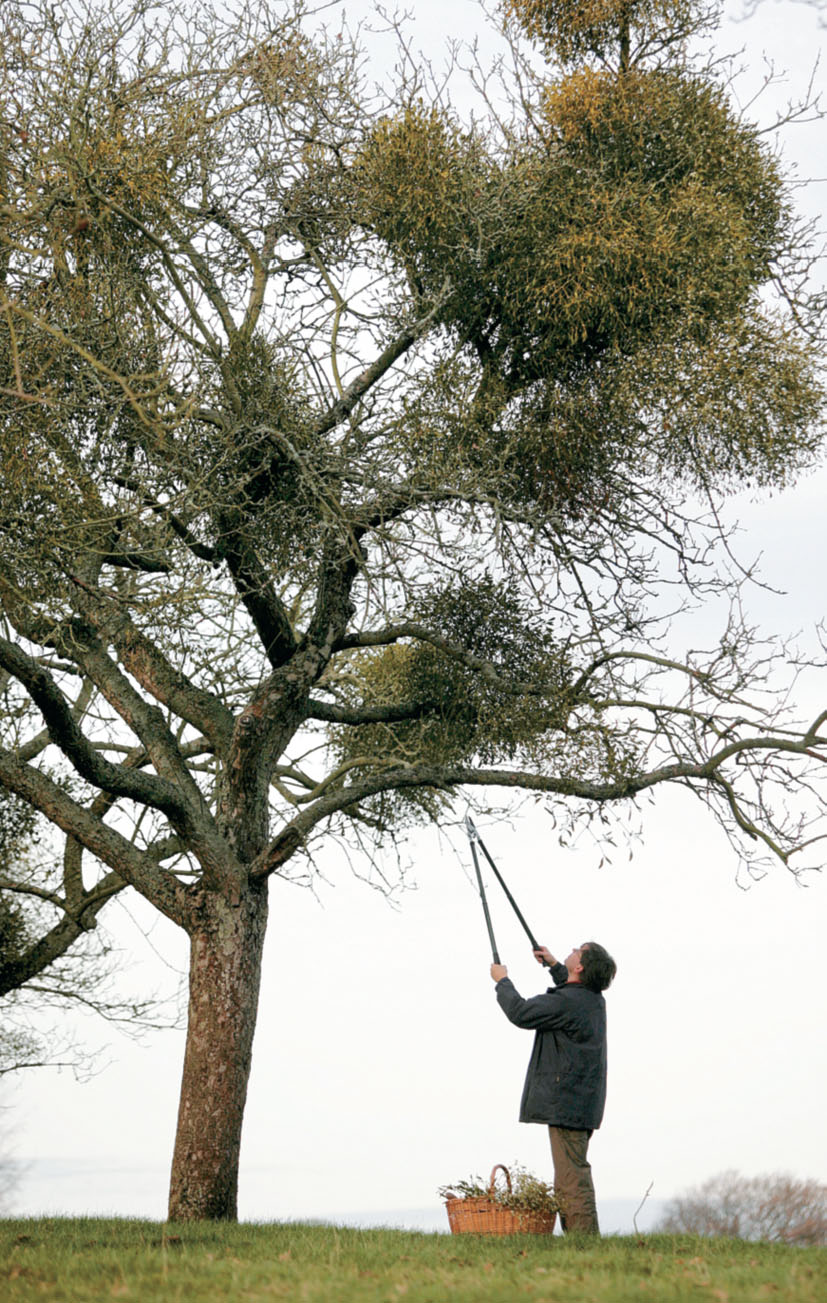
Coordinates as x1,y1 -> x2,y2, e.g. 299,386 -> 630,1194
495,976 -> 573,1031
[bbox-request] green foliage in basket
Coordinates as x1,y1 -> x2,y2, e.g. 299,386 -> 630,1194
438,1164 -> 561,1216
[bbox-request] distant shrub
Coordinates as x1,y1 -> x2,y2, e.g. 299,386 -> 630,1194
656,1171 -> 827,1245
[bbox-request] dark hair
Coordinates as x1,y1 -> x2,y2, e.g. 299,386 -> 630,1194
580,942 -> 616,992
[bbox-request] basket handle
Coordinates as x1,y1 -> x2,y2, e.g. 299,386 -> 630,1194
487,1164 -> 512,1197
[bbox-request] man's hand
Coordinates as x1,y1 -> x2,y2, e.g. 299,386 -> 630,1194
533,946 -> 556,967
490,963 -> 507,982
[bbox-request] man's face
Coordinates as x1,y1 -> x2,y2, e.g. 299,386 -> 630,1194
565,943 -> 588,976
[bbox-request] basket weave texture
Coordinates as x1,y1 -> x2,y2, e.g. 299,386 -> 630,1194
444,1164 -> 557,1236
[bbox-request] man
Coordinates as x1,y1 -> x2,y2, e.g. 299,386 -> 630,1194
490,941 -> 616,1234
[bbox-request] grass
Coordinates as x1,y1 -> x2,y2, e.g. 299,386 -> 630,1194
1,1217 -> 825,1302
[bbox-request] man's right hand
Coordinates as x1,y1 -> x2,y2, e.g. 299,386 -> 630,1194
533,946 -> 556,967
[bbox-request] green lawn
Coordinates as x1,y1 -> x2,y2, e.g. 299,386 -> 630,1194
1,1218 -> 824,1301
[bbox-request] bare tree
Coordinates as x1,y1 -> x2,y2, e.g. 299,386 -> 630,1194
657,1171 -> 827,1245
0,790 -> 180,1079
0,0 -> 825,1219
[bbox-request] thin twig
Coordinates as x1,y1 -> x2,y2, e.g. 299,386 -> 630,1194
633,1181 -> 655,1235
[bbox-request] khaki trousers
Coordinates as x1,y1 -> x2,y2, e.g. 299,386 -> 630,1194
548,1126 -> 600,1234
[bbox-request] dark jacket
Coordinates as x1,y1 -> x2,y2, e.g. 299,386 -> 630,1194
495,967 -> 608,1130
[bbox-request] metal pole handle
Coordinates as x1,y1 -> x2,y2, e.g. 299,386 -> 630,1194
466,818 -> 500,965
466,815 -> 548,963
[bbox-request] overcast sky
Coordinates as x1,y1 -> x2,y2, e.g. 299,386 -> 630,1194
6,0 -> 827,1229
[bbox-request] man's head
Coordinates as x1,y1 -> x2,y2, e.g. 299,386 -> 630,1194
577,941 -> 616,992
565,941 -> 616,990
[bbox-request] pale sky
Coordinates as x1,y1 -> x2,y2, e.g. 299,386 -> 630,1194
6,0 -> 827,1229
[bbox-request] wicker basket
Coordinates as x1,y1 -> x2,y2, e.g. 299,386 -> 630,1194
444,1164 -> 557,1236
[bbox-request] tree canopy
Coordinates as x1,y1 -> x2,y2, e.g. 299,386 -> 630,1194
0,0 -> 825,1218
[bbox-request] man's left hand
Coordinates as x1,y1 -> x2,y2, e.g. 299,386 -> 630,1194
490,963 -> 507,982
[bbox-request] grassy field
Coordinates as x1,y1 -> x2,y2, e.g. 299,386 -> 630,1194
1,1217 -> 824,1302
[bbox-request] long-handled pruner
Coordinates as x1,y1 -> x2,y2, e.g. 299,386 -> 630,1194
465,814 -> 552,968
465,814 -> 501,964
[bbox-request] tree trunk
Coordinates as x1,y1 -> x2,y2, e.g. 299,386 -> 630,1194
167,881 -> 268,1220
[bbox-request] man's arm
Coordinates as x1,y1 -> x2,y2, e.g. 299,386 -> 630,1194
493,975 -> 570,1031
534,946 -> 568,987
534,946 -> 557,966
489,948 -> 566,990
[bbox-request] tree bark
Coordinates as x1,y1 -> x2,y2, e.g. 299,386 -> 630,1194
167,881 -> 269,1220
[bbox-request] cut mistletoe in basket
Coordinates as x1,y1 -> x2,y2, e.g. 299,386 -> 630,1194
439,1164 -> 561,1235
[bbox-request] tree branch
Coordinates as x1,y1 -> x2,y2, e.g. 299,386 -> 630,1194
0,871 -> 125,997
214,517 -> 298,669
111,617 -> 234,754
314,292 -> 449,437
250,734 -> 827,880
305,698 -> 435,725
0,746 -> 187,924
0,633 -> 199,824
333,620 -> 547,695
